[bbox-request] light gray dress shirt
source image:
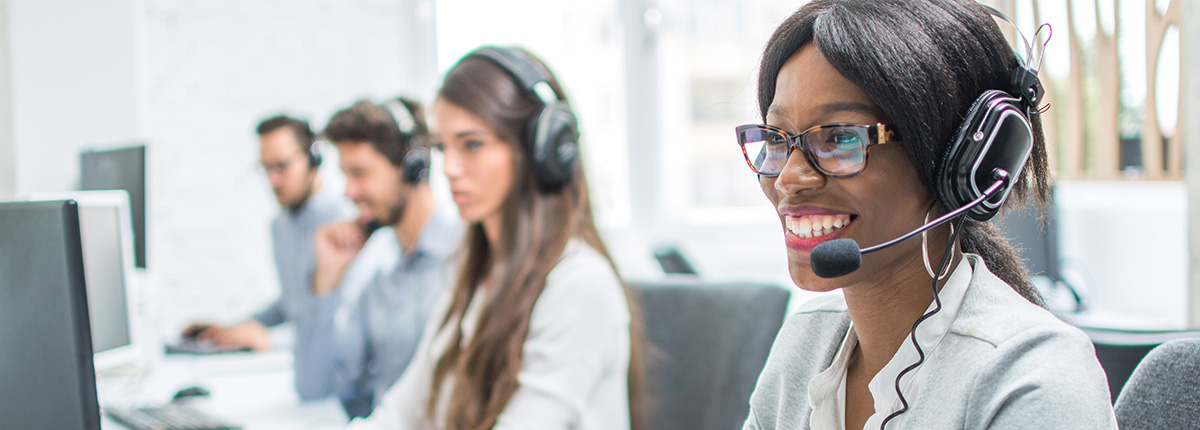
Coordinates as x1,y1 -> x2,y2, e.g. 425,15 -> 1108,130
251,186 -> 355,401
253,186 -> 355,327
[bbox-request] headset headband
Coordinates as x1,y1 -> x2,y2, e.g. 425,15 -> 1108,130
469,47 -> 560,105
981,5 -> 1052,114
380,99 -> 417,135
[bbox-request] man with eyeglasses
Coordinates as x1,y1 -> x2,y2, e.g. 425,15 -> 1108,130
180,115 -> 355,361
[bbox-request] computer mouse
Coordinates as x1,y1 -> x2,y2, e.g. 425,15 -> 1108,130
172,385 -> 211,401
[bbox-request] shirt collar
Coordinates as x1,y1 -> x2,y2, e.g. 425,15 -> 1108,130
285,183 -> 337,219
401,204 -> 462,259
808,324 -> 857,429
864,254 -> 976,428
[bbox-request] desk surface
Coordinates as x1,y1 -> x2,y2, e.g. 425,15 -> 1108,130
1061,310 -> 1200,345
96,351 -> 346,430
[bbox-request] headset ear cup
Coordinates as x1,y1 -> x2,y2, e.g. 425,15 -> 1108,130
402,146 -> 430,185
524,102 -> 579,192
938,92 -> 994,214
308,143 -> 323,168
937,90 -> 1033,222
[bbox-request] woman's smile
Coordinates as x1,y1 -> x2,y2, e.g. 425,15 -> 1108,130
779,210 -> 855,252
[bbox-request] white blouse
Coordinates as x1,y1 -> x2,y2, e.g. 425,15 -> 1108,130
346,241 -> 633,430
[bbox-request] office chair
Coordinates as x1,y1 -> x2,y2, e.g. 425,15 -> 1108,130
631,279 -> 790,430
1113,338 -> 1200,430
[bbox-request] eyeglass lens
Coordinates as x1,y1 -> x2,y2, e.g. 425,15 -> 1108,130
260,152 -> 305,175
739,125 -> 869,177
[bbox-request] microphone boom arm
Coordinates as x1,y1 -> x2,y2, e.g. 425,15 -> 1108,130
860,171 -> 1008,254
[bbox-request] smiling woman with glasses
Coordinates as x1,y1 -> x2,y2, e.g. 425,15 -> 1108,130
738,1 -> 1117,429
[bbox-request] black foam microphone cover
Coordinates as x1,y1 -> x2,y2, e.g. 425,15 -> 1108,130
811,238 -> 863,279
362,219 -> 383,236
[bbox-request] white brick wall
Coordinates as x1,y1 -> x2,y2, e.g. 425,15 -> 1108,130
5,0 -> 430,337
0,0 -> 12,199
142,0 -> 419,333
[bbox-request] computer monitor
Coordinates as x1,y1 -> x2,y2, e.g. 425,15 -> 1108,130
0,200 -> 103,430
652,244 -> 699,276
30,191 -> 141,370
80,144 -> 147,269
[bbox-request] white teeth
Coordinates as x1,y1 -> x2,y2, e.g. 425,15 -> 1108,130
785,214 -> 851,239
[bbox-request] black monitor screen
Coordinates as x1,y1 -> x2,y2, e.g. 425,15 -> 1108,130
0,200 -> 102,429
653,245 -> 699,275
80,145 -> 146,268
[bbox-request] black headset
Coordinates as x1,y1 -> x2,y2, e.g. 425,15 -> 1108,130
379,99 -> 430,186
934,7 -> 1045,223
466,46 -> 580,192
879,9 -> 1048,428
292,118 -> 322,168
306,144 -> 323,168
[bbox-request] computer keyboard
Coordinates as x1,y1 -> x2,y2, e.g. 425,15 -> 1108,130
105,405 -> 242,430
164,339 -> 250,355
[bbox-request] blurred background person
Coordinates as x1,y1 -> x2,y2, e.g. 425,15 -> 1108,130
181,114 -> 358,397
181,115 -> 354,352
347,46 -> 647,430
303,97 -> 462,418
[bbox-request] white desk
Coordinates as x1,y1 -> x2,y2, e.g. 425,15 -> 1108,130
95,351 -> 347,429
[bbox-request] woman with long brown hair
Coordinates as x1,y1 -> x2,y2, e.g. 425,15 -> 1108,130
346,45 -> 646,430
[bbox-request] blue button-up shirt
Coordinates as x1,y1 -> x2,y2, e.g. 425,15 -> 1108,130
253,186 -> 355,328
294,204 -> 462,417
252,187 -> 355,400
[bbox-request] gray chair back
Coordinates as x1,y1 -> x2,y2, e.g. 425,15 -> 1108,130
1113,338 -> 1200,430
631,279 -> 790,430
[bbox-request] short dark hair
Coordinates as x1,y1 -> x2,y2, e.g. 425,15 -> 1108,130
758,0 -> 1049,303
255,115 -> 316,154
322,97 -> 428,166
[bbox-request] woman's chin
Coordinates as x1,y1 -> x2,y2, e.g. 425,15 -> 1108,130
787,262 -> 842,293
454,207 -> 482,224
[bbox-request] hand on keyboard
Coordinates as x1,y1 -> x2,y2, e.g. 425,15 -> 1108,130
164,339 -> 250,355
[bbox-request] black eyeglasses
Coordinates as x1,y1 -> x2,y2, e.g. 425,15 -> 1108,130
735,123 -> 901,178
259,151 -> 307,175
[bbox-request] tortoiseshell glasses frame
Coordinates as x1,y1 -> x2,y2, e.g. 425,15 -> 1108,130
735,122 -> 901,178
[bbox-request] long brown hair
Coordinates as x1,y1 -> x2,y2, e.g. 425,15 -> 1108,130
427,47 -> 647,430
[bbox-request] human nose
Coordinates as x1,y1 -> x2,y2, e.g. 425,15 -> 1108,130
265,169 -> 287,186
343,179 -> 361,201
441,148 -> 462,180
773,148 -> 826,196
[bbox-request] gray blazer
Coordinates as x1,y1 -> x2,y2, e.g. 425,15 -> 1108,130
744,254 -> 1118,429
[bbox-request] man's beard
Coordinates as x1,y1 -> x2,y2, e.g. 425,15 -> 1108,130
374,189 -> 410,228
284,175 -> 317,213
